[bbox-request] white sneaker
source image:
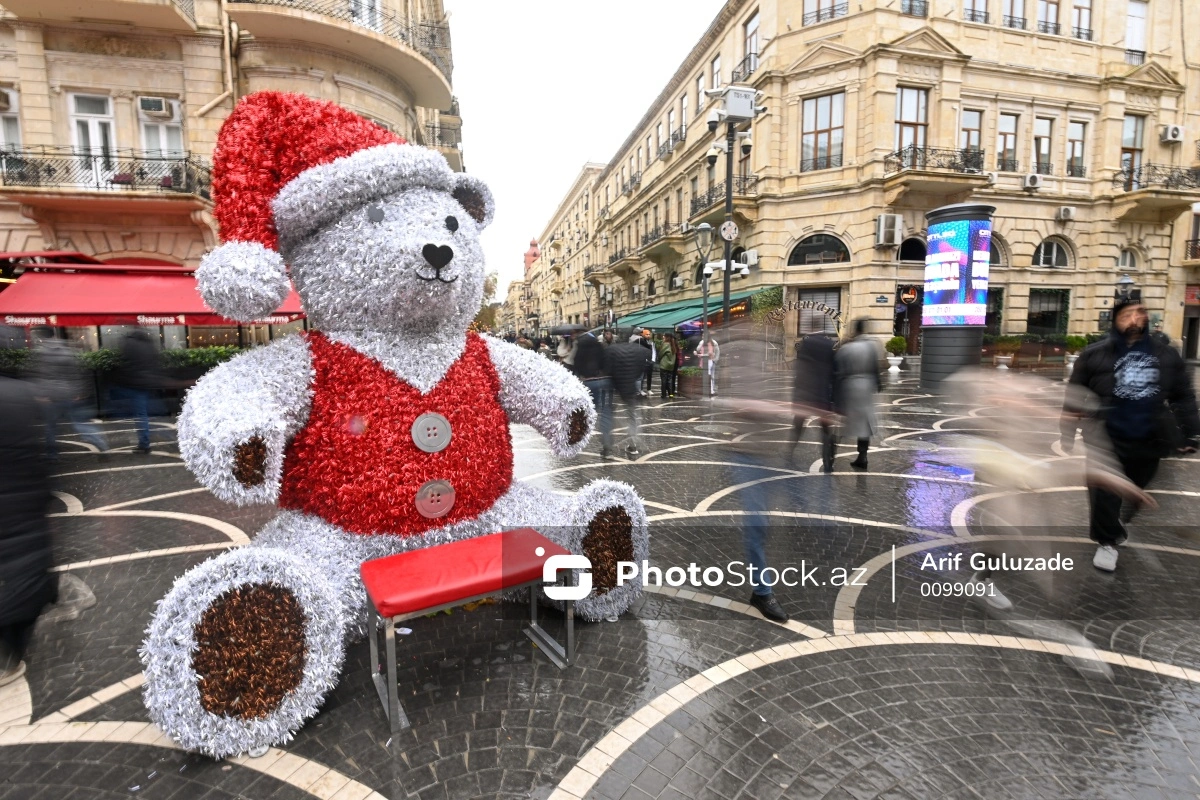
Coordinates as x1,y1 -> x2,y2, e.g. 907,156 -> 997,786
1093,544 -> 1118,572
972,580 -> 1013,611
0,660 -> 26,687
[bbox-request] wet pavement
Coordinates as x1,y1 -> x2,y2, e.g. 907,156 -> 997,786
2,368 -> 1200,799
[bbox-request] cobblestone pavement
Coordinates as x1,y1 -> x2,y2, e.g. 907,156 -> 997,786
2,368 -> 1200,799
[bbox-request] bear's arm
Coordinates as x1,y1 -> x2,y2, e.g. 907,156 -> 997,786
485,337 -> 594,457
177,335 -> 314,505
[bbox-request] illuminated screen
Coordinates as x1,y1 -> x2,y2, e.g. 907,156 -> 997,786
922,218 -> 991,326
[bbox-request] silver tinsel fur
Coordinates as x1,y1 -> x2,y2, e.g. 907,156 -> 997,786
143,141 -> 647,759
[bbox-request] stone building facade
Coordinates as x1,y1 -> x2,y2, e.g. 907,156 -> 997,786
0,0 -> 462,265
527,0 -> 1200,356
527,163 -> 604,330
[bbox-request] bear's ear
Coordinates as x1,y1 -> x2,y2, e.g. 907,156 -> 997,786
450,174 -> 494,230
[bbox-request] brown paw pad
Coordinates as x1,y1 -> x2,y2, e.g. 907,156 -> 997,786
192,583 -> 306,720
582,506 -> 634,595
232,437 -> 268,487
567,408 -> 589,445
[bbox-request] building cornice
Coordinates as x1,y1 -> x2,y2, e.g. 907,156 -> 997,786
237,39 -> 416,108
44,50 -> 186,74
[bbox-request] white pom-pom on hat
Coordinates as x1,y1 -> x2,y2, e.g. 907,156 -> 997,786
197,240 -> 290,323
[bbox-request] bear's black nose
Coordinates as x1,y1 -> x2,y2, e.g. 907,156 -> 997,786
422,244 -> 454,270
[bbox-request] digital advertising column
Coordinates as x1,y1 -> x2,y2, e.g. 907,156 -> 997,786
919,202 -> 995,388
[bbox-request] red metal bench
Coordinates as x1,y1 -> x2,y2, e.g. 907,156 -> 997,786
360,528 -> 578,732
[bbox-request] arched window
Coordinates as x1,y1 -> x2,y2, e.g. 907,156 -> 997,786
647,277 -> 657,297
989,233 -> 1008,266
898,237 -> 926,261
788,234 -> 850,266
1119,248 -> 1137,271
1032,237 -> 1071,268
667,270 -> 678,291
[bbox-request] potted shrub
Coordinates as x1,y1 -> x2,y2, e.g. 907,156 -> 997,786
993,336 -> 1020,369
884,336 -> 906,371
676,365 -> 703,398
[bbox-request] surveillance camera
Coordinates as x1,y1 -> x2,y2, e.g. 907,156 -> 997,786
739,266 -> 750,277
703,265 -> 714,277
741,136 -> 752,156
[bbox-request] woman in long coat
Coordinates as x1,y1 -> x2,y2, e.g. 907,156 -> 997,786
835,319 -> 883,469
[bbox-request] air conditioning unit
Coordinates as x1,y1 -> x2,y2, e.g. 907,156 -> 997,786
875,214 -> 903,247
139,96 -> 174,119
985,171 -> 998,185
1160,125 -> 1185,144
0,91 -> 11,113
679,222 -> 691,233
1023,173 -> 1043,190
1056,206 -> 1077,222
672,276 -> 684,289
738,249 -> 759,266
632,285 -> 642,297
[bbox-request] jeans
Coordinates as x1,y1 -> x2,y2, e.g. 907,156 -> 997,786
1089,452 -> 1160,546
43,399 -> 108,457
585,377 -> 613,452
642,365 -> 654,394
110,386 -> 151,448
730,448 -> 774,597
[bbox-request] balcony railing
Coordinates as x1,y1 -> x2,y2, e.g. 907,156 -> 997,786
1066,163 -> 1087,178
1002,14 -> 1026,28
1071,26 -> 1093,41
607,248 -> 628,266
1113,163 -> 1200,192
731,53 -> 758,83
689,175 -> 758,216
1186,239 -> 1200,260
800,153 -> 844,172
597,205 -> 610,221
901,0 -> 928,16
1034,161 -> 1054,176
1125,49 -> 1146,66
997,157 -> 1020,172
670,126 -> 687,147
963,9 -> 989,24
884,146 -> 985,174
424,123 -> 461,148
174,0 -> 196,21
802,2 -> 847,26
656,141 -> 672,160
641,223 -> 681,248
228,0 -> 452,81
1036,20 -> 1060,35
0,146 -> 211,198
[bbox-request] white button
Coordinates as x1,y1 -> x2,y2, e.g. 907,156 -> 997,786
415,479 -> 455,519
411,412 -> 452,453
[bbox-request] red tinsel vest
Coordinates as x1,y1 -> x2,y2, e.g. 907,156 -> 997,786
278,332 -> 514,536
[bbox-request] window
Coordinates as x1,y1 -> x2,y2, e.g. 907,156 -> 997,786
141,104 -> 184,156
655,123 -> 663,153
801,91 -> 845,171
795,288 -> 841,335
899,238 -> 927,261
1126,0 -> 1147,52
960,109 -> 983,152
745,11 -> 759,59
645,135 -> 652,163
964,0 -> 989,24
1033,117 -> 1053,175
1066,121 -> 1086,177
1032,237 -> 1070,268
1119,248 -> 1137,271
894,87 -> 929,156
985,287 -> 1004,335
637,147 -> 642,172
1121,114 -> 1145,189
676,188 -> 683,225
711,55 -> 722,90
690,175 -> 698,200
804,0 -> 848,25
350,0 -> 381,31
680,94 -> 688,129
0,90 -> 20,150
1003,0 -> 1026,27
647,278 -> 656,297
1071,0 -> 1092,39
668,109 -> 676,142
71,94 -> 116,183
1037,0 -> 1060,34
787,234 -> 851,266
997,113 -> 1019,171
1026,288 -> 1069,335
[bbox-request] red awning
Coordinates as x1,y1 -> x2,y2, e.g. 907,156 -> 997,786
0,268 -> 304,327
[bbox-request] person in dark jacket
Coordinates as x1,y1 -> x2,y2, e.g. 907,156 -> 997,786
29,329 -> 109,459
834,319 -> 883,470
605,340 -> 647,456
1061,297 -> 1200,572
0,373 -> 55,685
575,332 -> 613,458
109,329 -> 162,453
791,333 -> 838,472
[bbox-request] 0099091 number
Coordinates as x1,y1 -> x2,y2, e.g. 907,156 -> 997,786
921,581 -> 994,597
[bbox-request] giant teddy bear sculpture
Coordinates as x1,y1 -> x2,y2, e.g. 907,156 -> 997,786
141,92 -> 648,758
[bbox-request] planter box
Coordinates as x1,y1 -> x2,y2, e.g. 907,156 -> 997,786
678,373 -> 703,398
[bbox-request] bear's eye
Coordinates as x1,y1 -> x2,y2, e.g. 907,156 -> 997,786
445,215 -> 459,233
366,205 -> 385,224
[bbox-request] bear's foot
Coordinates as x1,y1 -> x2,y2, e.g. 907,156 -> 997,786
559,480 -> 648,622
142,547 -> 346,758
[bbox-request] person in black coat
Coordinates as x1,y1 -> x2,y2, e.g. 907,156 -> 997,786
604,341 -> 648,456
791,333 -> 838,472
110,329 -> 163,453
0,373 -> 55,684
1061,297 -> 1200,572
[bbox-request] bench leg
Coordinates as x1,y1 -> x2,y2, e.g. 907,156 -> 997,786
368,605 -> 410,733
525,577 -> 575,669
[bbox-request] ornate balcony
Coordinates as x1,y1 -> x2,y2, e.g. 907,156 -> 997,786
1071,27 -> 1093,41
1125,49 -> 1146,66
963,9 -> 989,23
424,122 -> 462,171
1002,15 -> 1026,29
640,223 -> 688,263
731,54 -> 758,83
0,0 -> 195,30
883,147 -> 989,205
802,2 -> 847,25
1037,20 -> 1061,35
901,0 -> 928,16
1185,239 -> 1200,263
606,247 -> 639,276
227,0 -> 452,108
689,176 -> 759,224
0,146 -> 211,213
1111,164 -> 1200,223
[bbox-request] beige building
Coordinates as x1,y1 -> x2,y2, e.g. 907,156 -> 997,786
528,0 -> 1200,357
0,0 -> 462,266
527,163 -> 605,330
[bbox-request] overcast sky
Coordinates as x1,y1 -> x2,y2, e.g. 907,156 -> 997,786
442,0 -> 727,300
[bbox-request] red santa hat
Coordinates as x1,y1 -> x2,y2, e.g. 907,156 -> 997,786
197,91 -> 481,322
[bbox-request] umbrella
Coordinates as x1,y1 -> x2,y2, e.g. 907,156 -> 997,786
547,324 -> 586,335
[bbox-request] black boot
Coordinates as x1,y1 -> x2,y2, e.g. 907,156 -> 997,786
849,438 -> 868,470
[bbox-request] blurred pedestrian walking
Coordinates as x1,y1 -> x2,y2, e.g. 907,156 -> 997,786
835,319 -> 883,470
791,333 -> 837,472
696,335 -> 720,396
1061,297 -> 1199,572
0,369 -> 55,685
632,329 -> 656,397
605,339 -> 648,457
575,331 -> 613,459
109,328 -> 163,454
557,334 -> 577,374
29,328 -> 108,459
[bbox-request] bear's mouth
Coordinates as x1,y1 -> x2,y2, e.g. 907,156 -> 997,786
415,267 -> 458,284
